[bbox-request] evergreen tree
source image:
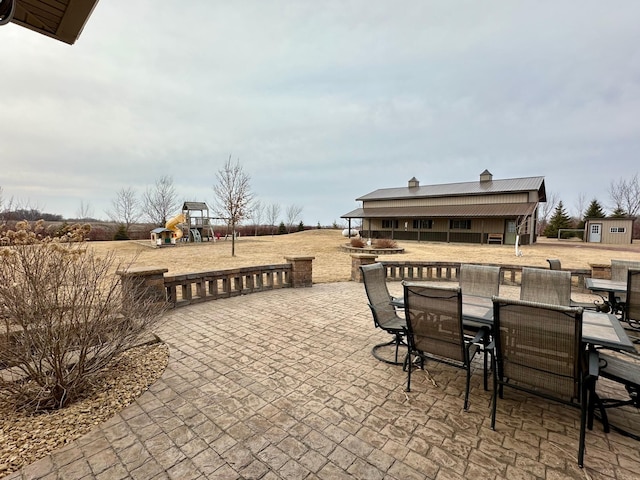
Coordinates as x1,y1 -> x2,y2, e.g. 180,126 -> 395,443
113,224 -> 130,240
277,221 -> 287,235
578,199 -> 606,228
611,207 -> 627,218
298,221 -> 305,232
543,201 -> 572,238
583,199 -> 606,220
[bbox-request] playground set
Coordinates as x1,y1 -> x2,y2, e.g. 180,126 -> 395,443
150,202 -> 222,247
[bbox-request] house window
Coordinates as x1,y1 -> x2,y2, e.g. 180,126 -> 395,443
412,219 -> 433,229
450,219 -> 471,230
382,219 -> 399,229
610,227 -> 626,233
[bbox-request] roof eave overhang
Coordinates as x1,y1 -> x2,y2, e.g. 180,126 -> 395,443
10,0 -> 99,45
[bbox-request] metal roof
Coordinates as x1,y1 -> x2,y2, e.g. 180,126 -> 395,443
183,202 -> 210,211
341,203 -> 538,219
357,176 -> 546,202
4,0 -> 99,45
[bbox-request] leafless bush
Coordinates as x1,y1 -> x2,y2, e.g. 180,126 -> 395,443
0,221 -> 166,410
372,238 -> 398,249
350,237 -> 365,248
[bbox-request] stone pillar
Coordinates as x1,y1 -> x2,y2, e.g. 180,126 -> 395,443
351,254 -> 378,282
590,263 -> 611,280
117,266 -> 169,306
284,256 -> 314,287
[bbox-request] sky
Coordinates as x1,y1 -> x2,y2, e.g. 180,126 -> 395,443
2,1 -> 640,226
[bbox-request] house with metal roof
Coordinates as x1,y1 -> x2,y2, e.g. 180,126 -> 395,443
341,170 -> 546,245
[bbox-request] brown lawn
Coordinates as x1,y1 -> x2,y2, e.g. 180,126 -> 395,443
88,229 -> 640,283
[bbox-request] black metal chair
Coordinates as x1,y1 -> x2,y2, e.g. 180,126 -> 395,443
590,350 -> 640,440
403,282 -> 489,410
360,263 -> 406,365
491,297 -> 598,468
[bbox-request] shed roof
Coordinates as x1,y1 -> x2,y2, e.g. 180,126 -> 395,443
6,0 -> 99,45
357,176 -> 546,202
342,203 -> 538,219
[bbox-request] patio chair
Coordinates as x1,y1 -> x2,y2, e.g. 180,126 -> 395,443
360,263 -> 406,365
403,282 -> 489,410
622,268 -> 640,333
545,259 -> 600,310
520,267 -> 572,306
491,297 -> 598,467
459,263 -> 501,298
590,349 -> 640,440
459,263 -> 500,387
611,260 -> 640,318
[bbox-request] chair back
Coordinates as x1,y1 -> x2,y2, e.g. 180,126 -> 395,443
403,283 -> 465,363
611,259 -> 640,282
520,267 -> 571,306
626,269 -> 640,322
492,297 -> 583,399
459,264 -> 501,298
546,259 -> 562,271
360,263 -> 400,329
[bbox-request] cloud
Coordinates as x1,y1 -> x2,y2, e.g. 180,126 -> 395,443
2,1 -> 640,223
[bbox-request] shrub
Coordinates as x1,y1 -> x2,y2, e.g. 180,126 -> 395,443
0,221 -> 166,410
350,237 -> 365,248
373,238 -> 397,249
114,224 -> 129,240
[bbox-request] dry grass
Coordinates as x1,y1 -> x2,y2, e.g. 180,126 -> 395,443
87,229 -> 640,282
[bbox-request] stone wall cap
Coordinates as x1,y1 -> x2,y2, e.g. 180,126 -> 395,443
117,267 -> 169,276
284,256 -> 315,261
350,254 -> 378,259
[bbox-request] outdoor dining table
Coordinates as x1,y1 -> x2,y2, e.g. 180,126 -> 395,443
396,293 -> 636,353
585,277 -> 627,313
461,294 -> 636,353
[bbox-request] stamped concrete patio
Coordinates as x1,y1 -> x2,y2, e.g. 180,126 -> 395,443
4,282 -> 640,479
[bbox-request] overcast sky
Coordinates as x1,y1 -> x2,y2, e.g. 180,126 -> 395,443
2,1 -> 639,226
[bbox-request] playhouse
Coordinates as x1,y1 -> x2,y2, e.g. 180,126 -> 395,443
150,227 -> 177,246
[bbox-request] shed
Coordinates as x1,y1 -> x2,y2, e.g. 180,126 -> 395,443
584,217 -> 635,244
150,227 -> 176,247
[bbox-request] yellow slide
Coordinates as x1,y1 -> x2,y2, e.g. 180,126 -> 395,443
165,213 -> 185,240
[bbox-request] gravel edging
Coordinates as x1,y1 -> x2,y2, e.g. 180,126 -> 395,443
0,342 -> 169,476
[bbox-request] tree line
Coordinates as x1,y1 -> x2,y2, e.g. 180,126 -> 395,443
539,174 -> 640,238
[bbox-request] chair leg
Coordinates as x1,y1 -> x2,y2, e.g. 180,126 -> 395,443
406,352 -> 412,392
578,385 -> 589,468
464,366 -> 471,411
491,366 -> 498,429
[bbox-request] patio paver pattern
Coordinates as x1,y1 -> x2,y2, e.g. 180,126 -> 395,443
4,282 -> 640,479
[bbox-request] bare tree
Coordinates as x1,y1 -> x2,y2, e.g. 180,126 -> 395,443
107,187 -> 140,235
609,174 -> 640,217
573,192 -> 586,221
266,203 -> 281,236
142,175 -> 182,226
249,200 -> 265,236
212,156 -> 253,256
285,204 -> 303,233
76,200 -> 94,220
537,191 -> 558,235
